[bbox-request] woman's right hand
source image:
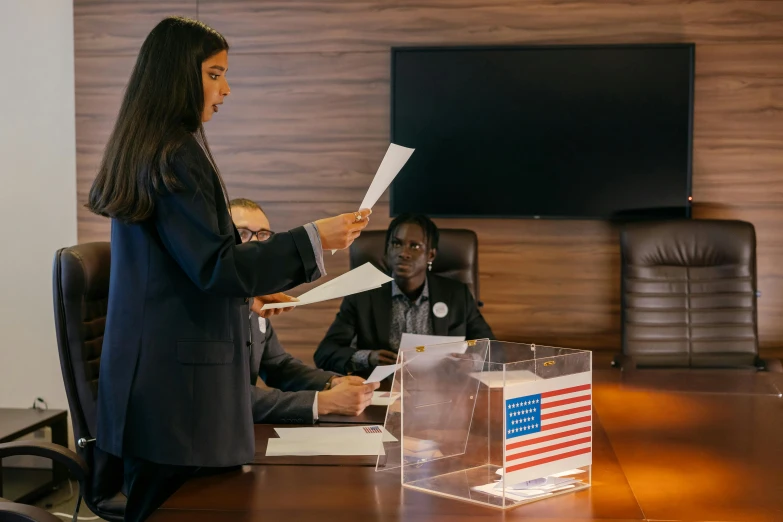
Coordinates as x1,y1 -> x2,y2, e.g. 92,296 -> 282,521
314,209 -> 371,251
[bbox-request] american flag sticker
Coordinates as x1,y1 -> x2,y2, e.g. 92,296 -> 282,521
363,426 -> 383,434
503,371 -> 592,484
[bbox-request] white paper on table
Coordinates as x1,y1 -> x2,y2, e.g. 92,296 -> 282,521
468,369 -> 540,389
274,425 -> 397,443
398,333 -> 466,352
261,262 -> 392,310
495,476 -> 578,491
471,482 -> 551,501
363,363 -> 402,384
371,391 -> 400,406
265,436 -> 385,457
331,143 -> 415,253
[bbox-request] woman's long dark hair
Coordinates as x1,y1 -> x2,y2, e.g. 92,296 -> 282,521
87,17 -> 229,222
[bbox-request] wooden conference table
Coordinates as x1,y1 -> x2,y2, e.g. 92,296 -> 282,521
151,369 -> 783,522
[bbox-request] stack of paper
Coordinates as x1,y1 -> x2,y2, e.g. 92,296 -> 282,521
471,481 -> 576,501
261,262 -> 392,310
472,469 -> 586,501
265,425 -> 397,457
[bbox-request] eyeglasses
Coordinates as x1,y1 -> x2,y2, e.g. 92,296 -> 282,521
237,228 -> 274,242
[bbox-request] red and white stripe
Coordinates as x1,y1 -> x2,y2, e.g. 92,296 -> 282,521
504,372 -> 592,484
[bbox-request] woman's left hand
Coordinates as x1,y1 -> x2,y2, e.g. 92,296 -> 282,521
250,293 -> 299,318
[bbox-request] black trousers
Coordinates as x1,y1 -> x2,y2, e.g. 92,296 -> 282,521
122,456 -> 199,522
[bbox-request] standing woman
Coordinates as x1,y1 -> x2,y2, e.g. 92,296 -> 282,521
86,17 -> 369,521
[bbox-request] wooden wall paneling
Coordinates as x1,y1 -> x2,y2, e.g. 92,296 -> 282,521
198,0 -> 783,53
693,44 -> 783,203
75,0 -> 783,358
74,0 -> 197,55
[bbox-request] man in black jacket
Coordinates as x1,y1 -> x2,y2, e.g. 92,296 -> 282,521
230,198 -> 378,423
314,214 -> 495,376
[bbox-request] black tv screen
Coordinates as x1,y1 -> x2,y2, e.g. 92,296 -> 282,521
390,44 -> 694,219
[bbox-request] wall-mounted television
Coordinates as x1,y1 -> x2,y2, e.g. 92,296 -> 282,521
390,44 -> 694,219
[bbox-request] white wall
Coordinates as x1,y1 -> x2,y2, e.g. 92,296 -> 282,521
0,0 -> 77,424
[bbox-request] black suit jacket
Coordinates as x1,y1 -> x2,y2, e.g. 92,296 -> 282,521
314,273 -> 494,375
249,314 -> 337,424
96,134 -> 320,468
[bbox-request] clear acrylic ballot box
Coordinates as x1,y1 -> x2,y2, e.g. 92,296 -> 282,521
377,339 -> 593,510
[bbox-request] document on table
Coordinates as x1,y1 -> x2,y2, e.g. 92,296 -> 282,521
472,472 -> 582,500
265,425 -> 396,457
471,482 -> 576,501
274,425 -> 397,443
261,262 -> 392,310
265,437 -> 385,457
332,143 -> 415,253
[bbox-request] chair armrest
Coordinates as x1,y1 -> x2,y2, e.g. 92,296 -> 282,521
0,502 -> 64,522
0,441 -> 88,485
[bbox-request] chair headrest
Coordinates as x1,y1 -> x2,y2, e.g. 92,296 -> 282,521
57,242 -> 112,302
621,219 -> 755,267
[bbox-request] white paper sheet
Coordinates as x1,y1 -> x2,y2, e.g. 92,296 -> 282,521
371,391 -> 400,406
471,482 -> 550,501
360,143 -> 415,210
398,333 -> 466,352
265,437 -> 385,457
474,481 -> 577,500
332,143 -> 415,253
274,425 -> 397,443
363,363 -> 402,384
261,262 -> 392,310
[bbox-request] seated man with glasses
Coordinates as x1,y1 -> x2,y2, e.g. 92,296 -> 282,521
229,198 -> 378,422
314,213 -> 495,377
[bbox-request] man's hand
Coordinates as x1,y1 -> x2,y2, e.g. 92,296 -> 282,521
369,349 -> 398,367
318,379 -> 379,417
314,208 -> 371,251
250,293 -> 298,319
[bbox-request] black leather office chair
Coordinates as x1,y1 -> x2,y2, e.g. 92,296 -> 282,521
617,219 -> 780,370
51,242 -> 125,520
0,243 -> 125,522
349,229 -> 481,304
